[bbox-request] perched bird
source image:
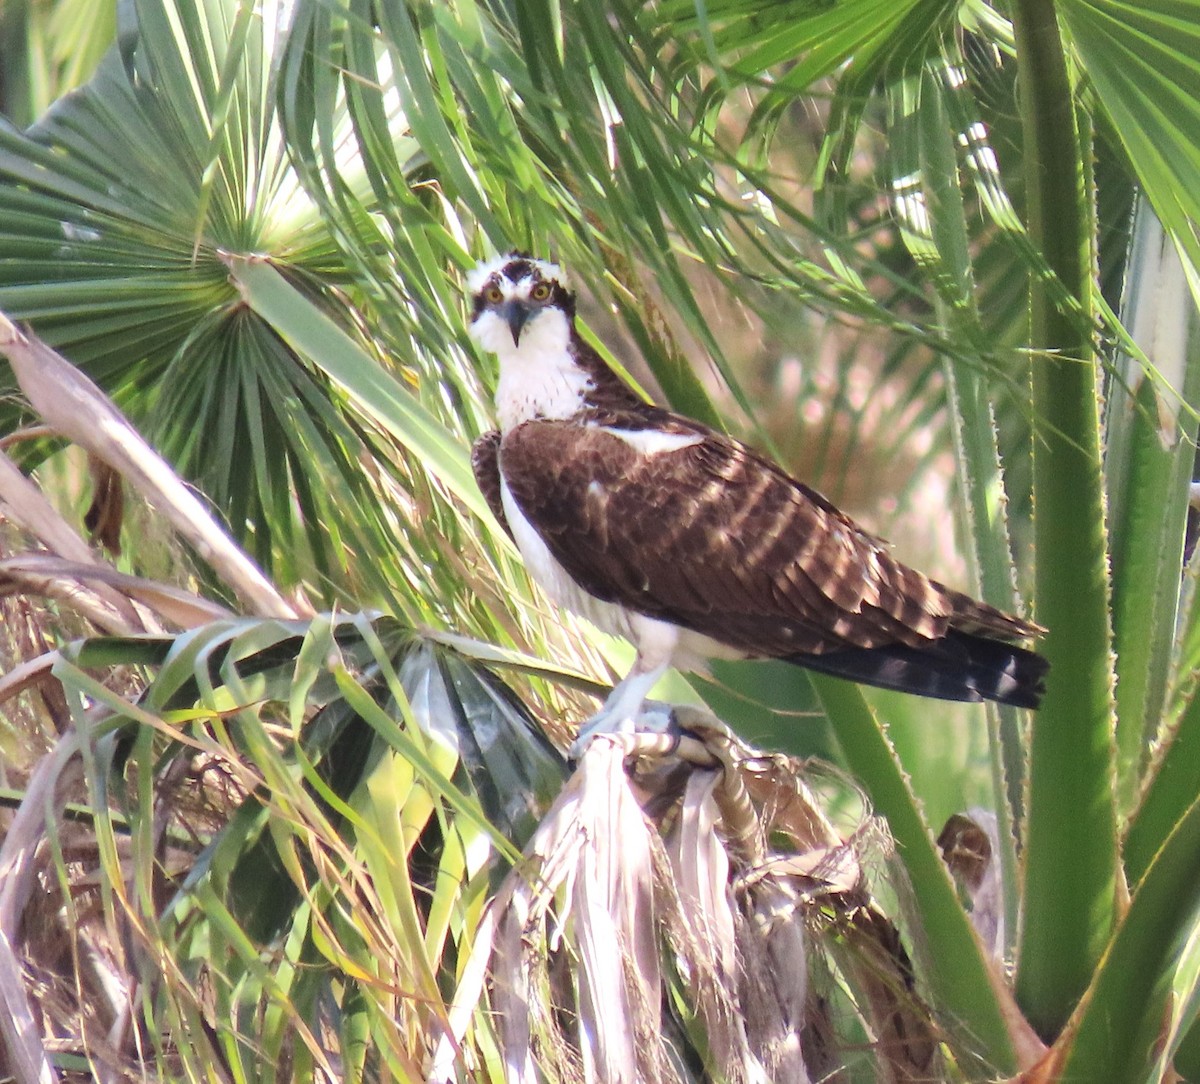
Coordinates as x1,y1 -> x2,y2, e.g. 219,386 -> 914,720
467,252 -> 1047,745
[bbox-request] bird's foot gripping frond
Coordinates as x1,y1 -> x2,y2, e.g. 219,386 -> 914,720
569,700 -> 676,758
569,660 -> 674,757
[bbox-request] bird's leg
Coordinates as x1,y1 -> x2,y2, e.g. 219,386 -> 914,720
570,617 -> 681,756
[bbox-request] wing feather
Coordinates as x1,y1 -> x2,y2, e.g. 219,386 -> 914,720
471,430 -> 512,540
498,416 -> 1031,658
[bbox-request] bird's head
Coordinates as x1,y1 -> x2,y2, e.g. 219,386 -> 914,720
467,252 -> 576,355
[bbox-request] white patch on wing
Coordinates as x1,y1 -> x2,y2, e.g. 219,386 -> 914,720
601,428 -> 704,455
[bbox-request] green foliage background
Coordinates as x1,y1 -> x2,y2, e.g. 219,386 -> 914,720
0,0 -> 1199,1080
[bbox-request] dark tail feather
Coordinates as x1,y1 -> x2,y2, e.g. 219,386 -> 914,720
788,631 -> 1049,709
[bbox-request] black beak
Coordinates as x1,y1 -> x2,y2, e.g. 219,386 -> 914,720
499,300 -> 533,346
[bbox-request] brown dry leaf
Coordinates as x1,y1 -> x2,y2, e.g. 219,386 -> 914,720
0,449 -> 147,634
84,453 -> 124,555
482,737 -> 672,1084
0,313 -> 301,620
937,811 -> 1048,1070
939,809 -> 1005,958
0,554 -> 234,631
1006,1045 -> 1068,1083
0,731 -> 85,1084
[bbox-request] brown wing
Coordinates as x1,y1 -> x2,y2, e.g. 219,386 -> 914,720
500,417 -> 1035,658
471,430 -> 513,541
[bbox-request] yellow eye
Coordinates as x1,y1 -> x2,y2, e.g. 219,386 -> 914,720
530,282 -> 551,301
485,285 -> 504,304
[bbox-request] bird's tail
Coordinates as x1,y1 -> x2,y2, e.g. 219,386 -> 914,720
787,631 -> 1049,709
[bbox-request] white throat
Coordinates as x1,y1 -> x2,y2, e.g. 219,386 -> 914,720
473,307 -> 592,431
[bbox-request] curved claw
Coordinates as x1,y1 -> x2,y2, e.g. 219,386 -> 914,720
569,699 -> 677,759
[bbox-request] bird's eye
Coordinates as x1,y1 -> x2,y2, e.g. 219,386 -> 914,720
530,282 -> 551,301
485,285 -> 504,304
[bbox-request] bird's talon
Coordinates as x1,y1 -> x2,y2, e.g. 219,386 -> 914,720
568,699 -> 678,759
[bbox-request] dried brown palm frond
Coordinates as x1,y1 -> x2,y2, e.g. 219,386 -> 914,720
939,809 -> 1007,962
433,709 -> 942,1084
0,720 -> 250,1084
0,317 -> 302,759
0,315 -> 301,625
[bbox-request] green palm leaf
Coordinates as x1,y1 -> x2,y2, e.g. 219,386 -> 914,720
0,1 -> 392,598
43,617 -> 564,1080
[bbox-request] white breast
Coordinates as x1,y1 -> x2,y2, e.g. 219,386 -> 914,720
473,306 -> 594,430
495,357 -> 592,431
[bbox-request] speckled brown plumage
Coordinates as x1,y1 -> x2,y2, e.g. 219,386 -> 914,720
468,254 -> 1047,709
500,415 -> 1006,638
470,430 -> 510,541
473,402 -> 1047,706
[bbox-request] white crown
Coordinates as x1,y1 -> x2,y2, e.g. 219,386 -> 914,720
467,253 -> 569,294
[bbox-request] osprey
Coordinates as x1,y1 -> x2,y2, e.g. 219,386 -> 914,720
468,252 -> 1047,744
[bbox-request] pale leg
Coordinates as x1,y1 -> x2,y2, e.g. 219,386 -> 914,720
569,616 -> 680,755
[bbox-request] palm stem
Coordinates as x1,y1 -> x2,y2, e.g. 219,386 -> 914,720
1010,0 -> 1120,1039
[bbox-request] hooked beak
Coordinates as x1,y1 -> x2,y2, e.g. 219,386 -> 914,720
499,299 -> 533,346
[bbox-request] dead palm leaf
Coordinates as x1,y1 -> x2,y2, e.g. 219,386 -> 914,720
435,712 -> 942,1083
